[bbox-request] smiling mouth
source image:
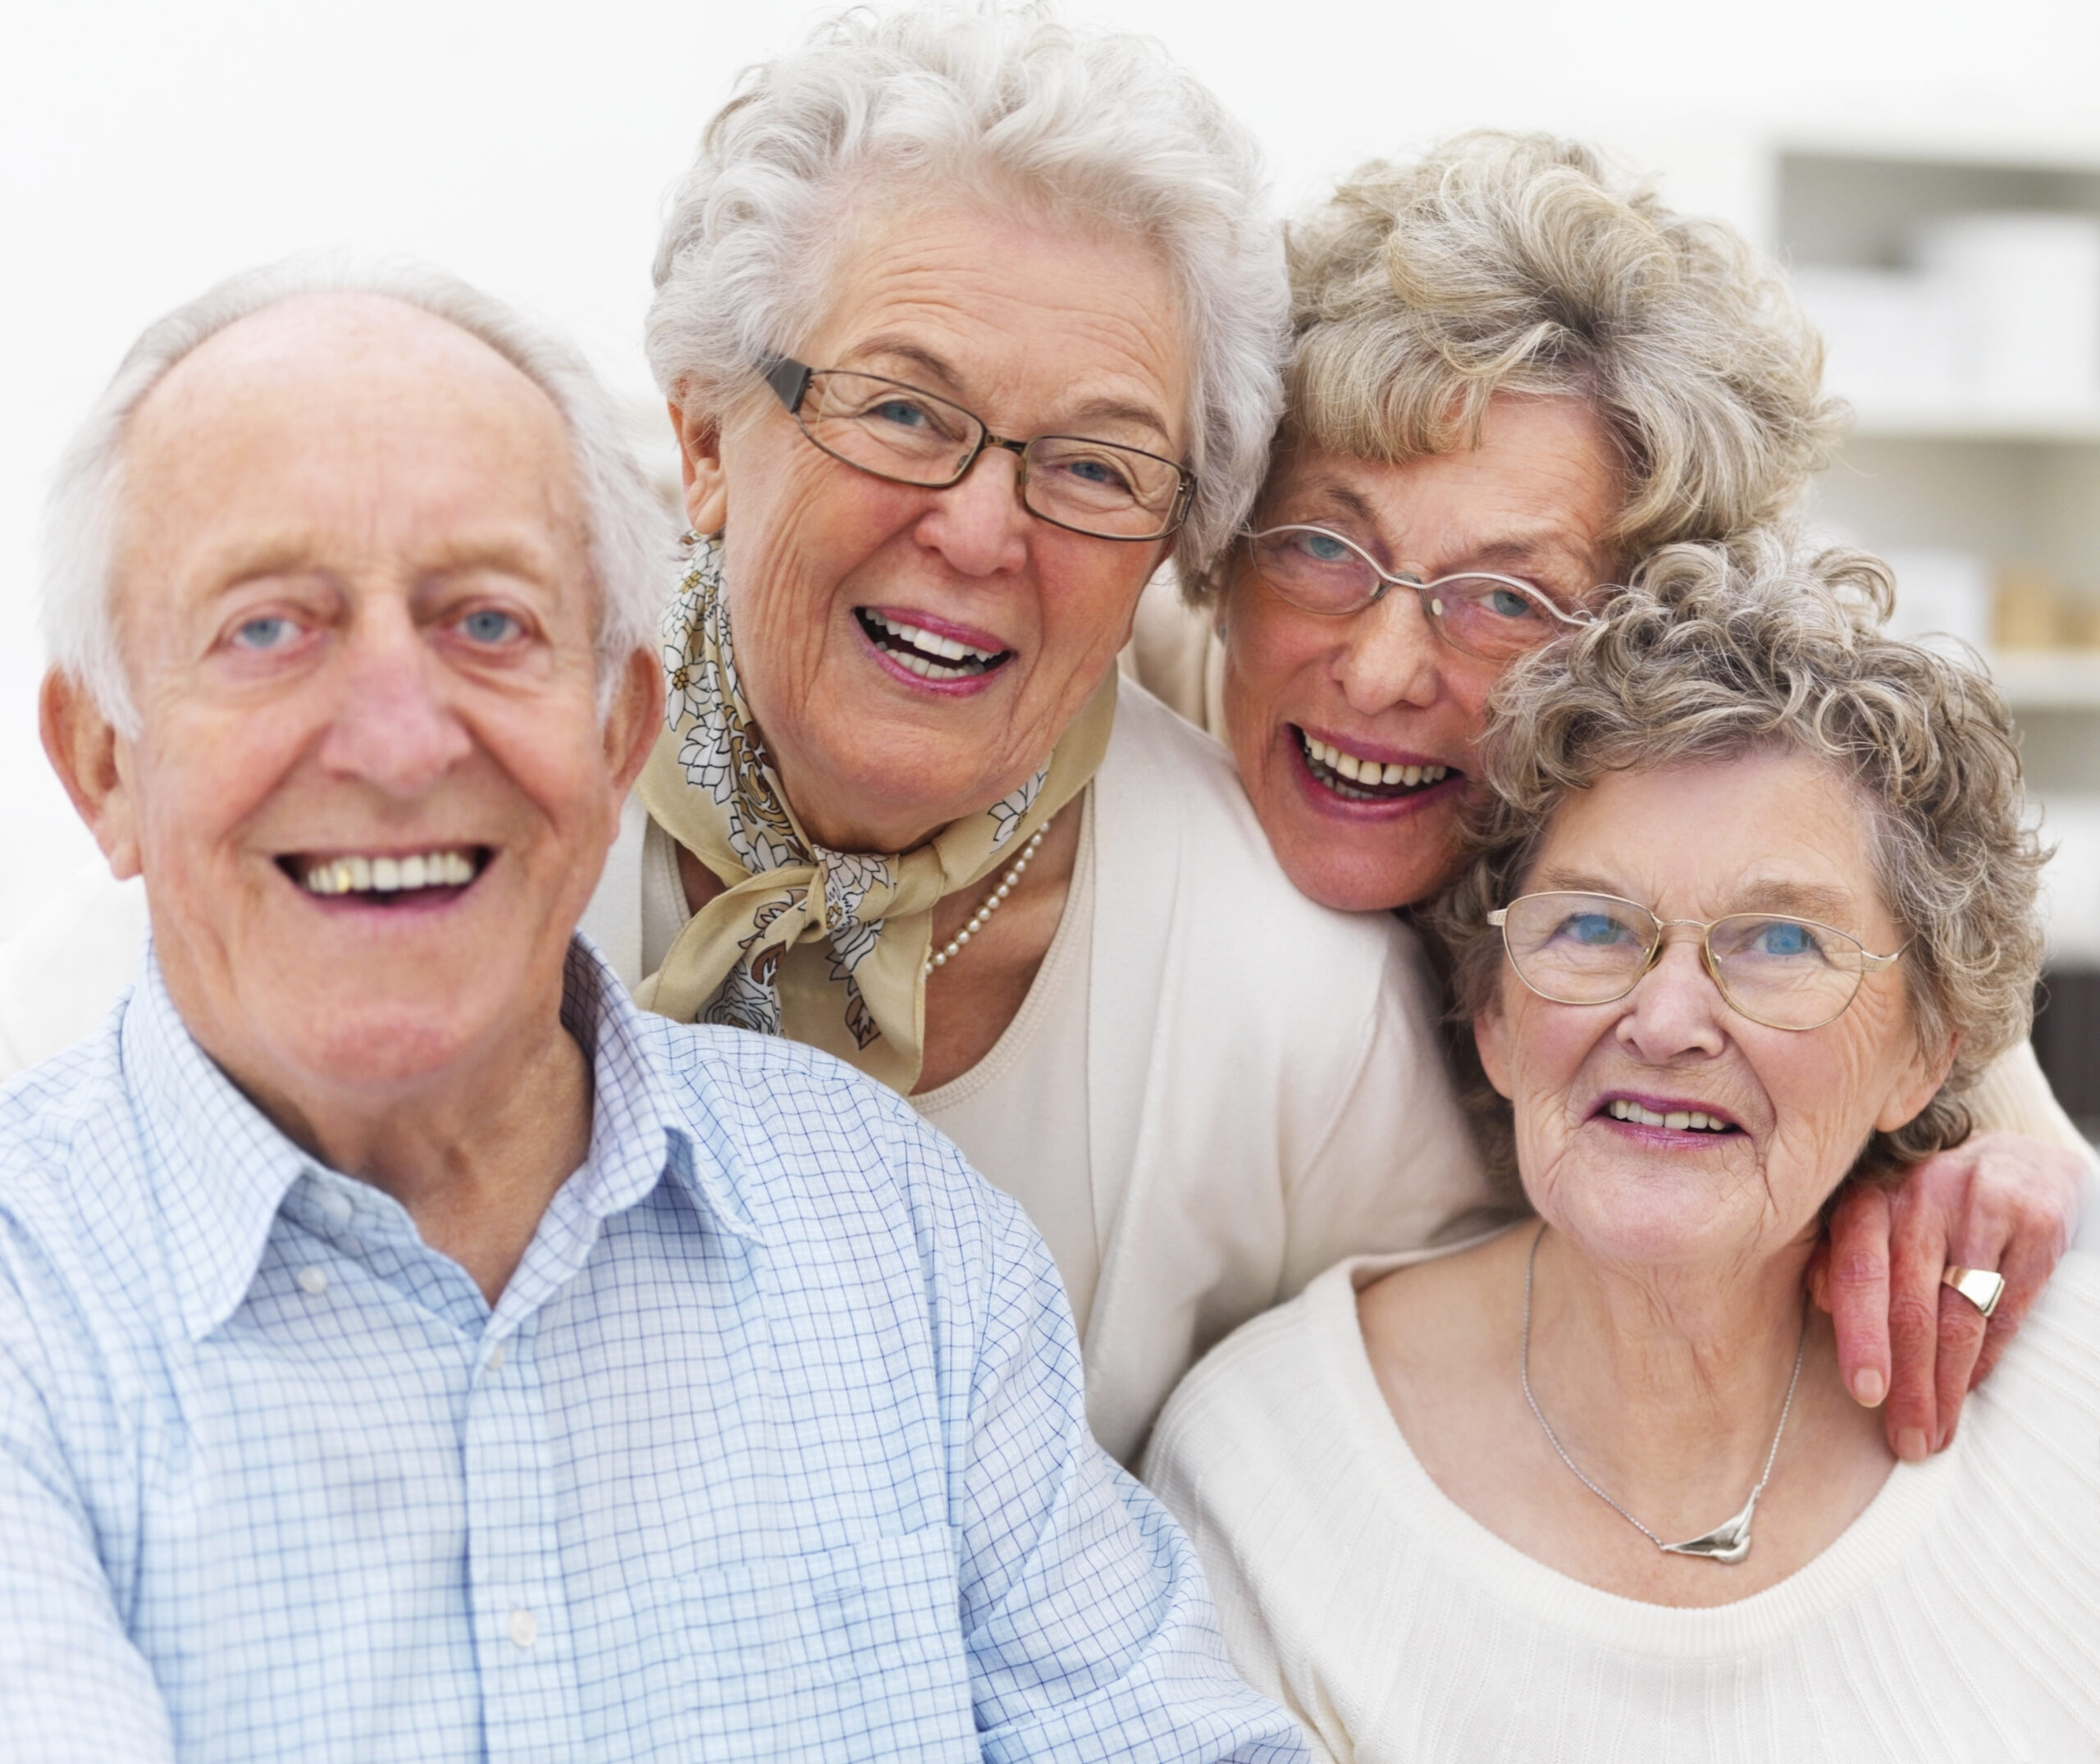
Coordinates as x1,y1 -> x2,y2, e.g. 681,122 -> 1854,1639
283,846 -> 490,902
1294,727 -> 1454,802
1604,1098 -> 1740,1135
856,608 -> 1013,681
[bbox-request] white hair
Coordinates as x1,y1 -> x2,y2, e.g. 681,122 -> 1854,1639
40,254 -> 674,736
645,1 -> 1287,573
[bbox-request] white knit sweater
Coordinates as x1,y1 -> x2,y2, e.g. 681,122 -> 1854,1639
1144,1248 -> 2100,1762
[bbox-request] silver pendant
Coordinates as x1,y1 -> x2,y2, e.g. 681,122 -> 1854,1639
1659,1489 -> 1757,1563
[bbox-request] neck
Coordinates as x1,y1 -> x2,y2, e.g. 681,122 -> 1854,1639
217,999 -> 594,1308
1525,1224 -> 1814,1536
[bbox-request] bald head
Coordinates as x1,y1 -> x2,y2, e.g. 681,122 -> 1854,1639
40,256 -> 670,737
37,266 -> 668,1145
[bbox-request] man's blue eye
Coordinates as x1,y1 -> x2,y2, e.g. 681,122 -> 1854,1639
459,610 -> 520,644
233,616 -> 294,651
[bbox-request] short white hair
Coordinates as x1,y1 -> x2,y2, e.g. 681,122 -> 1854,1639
41,254 -> 674,736
645,1 -> 1287,573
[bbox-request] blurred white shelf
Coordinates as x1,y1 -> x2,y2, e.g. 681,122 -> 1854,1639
1850,408 -> 2100,444
1986,651 -> 2100,708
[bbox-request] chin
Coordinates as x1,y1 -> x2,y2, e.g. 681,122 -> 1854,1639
1272,823 -> 1459,914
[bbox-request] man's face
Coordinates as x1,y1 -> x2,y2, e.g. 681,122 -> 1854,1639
73,294 -> 655,1118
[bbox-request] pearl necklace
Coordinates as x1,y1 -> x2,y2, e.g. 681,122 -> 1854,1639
1519,1221 -> 1806,1564
924,817 -> 1053,976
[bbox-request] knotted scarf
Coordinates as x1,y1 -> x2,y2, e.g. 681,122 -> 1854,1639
635,532 -> 1116,1093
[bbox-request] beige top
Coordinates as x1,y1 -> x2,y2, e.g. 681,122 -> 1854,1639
1144,1247 -> 2100,1763
917,793 -> 1100,1335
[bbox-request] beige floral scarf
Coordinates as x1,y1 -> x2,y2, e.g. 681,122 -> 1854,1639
635,532 -> 1115,1093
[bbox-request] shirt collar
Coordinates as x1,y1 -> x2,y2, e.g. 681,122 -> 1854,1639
129,934 -> 760,1344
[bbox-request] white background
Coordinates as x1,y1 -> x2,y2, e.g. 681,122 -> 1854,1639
7,0 -> 2100,935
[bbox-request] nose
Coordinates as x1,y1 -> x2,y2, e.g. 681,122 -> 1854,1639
1614,929 -> 1729,1063
313,603 -> 473,797
912,444 -> 1032,578
1329,583 -> 1443,715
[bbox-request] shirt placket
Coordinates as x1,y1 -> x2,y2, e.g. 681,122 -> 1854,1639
462,1311 -> 584,1762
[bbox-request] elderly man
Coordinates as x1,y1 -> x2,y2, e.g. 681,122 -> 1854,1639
2,263 -> 1300,1763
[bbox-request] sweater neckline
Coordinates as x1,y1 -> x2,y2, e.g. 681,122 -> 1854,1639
1308,1248 -> 1964,1657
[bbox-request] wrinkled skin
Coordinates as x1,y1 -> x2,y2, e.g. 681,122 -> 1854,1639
1218,391 -> 2084,1456
672,200 -> 1188,856
42,294 -> 660,1300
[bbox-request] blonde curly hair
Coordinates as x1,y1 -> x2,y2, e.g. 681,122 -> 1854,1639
1189,131 -> 1847,601
1431,529 -> 2045,1183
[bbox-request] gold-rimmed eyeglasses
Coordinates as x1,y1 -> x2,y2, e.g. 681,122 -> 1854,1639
1487,890 -> 1906,1032
1241,523 -> 1599,663
759,354 -> 1196,542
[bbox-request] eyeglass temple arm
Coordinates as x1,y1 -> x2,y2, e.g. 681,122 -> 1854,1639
757,354 -> 813,417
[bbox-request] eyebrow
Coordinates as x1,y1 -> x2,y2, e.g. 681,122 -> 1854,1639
194,528 -> 570,596
841,336 -> 1176,450
1530,868 -> 1860,922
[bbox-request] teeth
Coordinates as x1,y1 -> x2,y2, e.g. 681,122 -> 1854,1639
1299,733 -> 1449,795
301,849 -> 479,897
862,610 -> 1003,677
1607,1099 -> 1731,1132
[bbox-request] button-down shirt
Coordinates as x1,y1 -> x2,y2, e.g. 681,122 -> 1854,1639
0,939 -> 1301,1762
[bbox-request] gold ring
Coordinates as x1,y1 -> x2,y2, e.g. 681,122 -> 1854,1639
1942,1264 -> 2006,1319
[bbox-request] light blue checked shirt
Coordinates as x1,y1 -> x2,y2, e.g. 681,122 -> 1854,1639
0,937 -> 1302,1763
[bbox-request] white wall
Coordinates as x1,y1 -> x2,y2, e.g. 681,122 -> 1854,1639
6,0 -> 2099,932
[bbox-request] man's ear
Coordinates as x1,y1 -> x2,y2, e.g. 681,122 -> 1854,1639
605,645 -> 664,798
668,399 -> 728,536
1875,1029 -> 1961,1136
40,669 -> 142,880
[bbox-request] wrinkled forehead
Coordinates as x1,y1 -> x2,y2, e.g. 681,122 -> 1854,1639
116,294 -> 588,592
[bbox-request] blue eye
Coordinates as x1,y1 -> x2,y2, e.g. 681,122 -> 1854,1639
870,397 -> 933,431
1751,919 -> 1819,957
1487,587 -> 1539,619
232,615 -> 296,651
1563,912 -> 1633,946
459,609 -> 521,644
1292,531 -> 1357,564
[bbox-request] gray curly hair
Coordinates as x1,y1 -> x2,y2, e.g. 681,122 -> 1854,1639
1431,529 -> 2045,1184
1189,132 -> 1847,601
644,2 -> 1287,574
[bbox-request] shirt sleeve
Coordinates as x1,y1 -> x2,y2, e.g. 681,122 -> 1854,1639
0,1249 -> 174,1761
1279,924 -> 1514,1300
949,1188 -> 1308,1764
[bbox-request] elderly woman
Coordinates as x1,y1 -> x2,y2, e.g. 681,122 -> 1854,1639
0,8 -> 1491,1465
1144,534 -> 2100,1758
1127,130 -> 2092,1456
598,8 -> 1501,1463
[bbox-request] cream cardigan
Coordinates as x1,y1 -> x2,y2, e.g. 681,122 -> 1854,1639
0,680 -> 1500,1465
1144,1248 -> 2100,1762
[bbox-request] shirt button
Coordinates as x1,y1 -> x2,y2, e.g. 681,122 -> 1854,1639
296,1266 -> 328,1296
319,1190 -> 354,1227
486,1342 -> 505,1373
507,1608 -> 536,1648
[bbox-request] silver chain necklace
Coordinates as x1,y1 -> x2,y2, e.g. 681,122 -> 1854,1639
1519,1222 -> 1806,1564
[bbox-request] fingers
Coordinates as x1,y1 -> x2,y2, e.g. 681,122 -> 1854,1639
1822,1184 -> 1892,1411
1880,1170 -> 1955,1461
1929,1279 -> 1990,1451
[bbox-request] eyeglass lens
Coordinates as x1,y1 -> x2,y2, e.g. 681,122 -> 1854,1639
794,369 -> 1185,540
1499,891 -> 1877,1031
1244,527 -> 1567,661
